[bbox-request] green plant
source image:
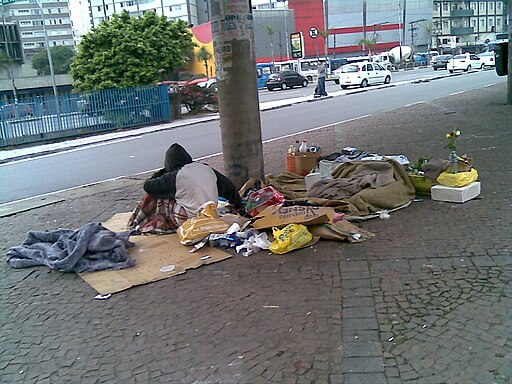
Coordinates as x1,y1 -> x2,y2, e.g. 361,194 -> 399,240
178,85 -> 218,113
445,129 -> 461,151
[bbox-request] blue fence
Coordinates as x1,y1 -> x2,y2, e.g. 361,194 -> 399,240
0,84 -> 172,147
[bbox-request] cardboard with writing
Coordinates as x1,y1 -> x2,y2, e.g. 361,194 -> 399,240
251,205 -> 335,229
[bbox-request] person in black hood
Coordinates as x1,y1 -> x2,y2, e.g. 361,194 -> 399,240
128,143 -> 242,234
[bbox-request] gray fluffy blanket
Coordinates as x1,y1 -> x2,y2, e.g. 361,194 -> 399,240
6,223 -> 135,273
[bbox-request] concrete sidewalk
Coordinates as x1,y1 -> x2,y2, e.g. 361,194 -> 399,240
1,83 -> 511,384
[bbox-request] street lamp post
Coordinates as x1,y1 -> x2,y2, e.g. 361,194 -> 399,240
37,0 -> 62,129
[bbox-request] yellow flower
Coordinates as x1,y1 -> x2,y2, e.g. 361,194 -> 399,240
446,133 -> 451,139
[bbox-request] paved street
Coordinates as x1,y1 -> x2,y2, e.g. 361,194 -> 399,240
1,83 -> 511,383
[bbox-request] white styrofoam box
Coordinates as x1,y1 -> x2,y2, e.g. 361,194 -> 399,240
431,181 -> 481,203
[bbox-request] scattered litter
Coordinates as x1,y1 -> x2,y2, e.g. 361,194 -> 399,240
379,211 -> 391,220
354,335 -> 359,339
94,293 -> 111,300
351,233 -> 362,240
129,155 -> 135,158
135,332 -> 141,336
19,370 -> 24,374
159,265 -> 176,273
413,198 -> 423,202
388,337 -> 395,342
422,324 -> 427,328
236,231 -> 271,257
262,305 -> 279,308
306,311 -> 312,315
288,328 -> 292,332
190,239 -> 208,253
200,255 -> 211,261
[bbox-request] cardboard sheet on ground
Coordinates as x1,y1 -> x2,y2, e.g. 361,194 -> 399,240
251,205 -> 335,229
79,213 -> 232,295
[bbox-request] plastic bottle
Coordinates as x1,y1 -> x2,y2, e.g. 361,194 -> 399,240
288,144 -> 296,155
298,140 -> 308,153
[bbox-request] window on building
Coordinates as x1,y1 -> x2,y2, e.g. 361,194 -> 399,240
120,2 -> 124,7
497,18 -> 501,26
489,2 -> 493,11
20,21 -> 32,26
32,9 -> 40,15
497,2 -> 502,11
443,2 -> 448,11
97,6 -> 101,11
48,8 -> 52,13
470,2 -> 476,11
18,9 -> 30,13
479,2 -> 485,11
21,31 -> 34,36
471,19 -> 476,27
105,5 -> 108,9
480,18 -> 485,27
33,20 -> 44,26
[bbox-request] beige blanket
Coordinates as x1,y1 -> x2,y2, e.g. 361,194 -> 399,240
264,159 -> 415,217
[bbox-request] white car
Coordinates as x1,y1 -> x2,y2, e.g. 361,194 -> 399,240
478,51 -> 495,67
447,53 -> 484,73
334,61 -> 392,89
197,78 -> 218,91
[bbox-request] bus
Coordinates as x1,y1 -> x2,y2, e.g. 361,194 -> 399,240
256,63 -> 274,88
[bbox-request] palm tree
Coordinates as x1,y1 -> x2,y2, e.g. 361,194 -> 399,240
0,50 -> 18,101
357,36 -> 377,56
318,29 -> 330,57
421,22 -> 435,61
262,24 -> 276,66
196,46 -> 213,79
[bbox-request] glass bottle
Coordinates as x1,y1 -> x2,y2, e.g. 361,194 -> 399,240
449,151 -> 458,174
298,140 -> 308,153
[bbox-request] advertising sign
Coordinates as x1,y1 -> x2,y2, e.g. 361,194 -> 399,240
290,31 -> 304,59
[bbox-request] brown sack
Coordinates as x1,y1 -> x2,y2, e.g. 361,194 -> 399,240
308,220 -> 375,243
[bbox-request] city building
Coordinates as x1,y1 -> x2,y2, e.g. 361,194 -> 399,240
432,1 -> 508,54
0,0 -> 75,98
288,0 -> 433,58
87,0 -> 205,30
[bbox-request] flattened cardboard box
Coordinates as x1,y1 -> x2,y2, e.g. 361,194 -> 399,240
251,205 -> 335,229
79,213 -> 231,295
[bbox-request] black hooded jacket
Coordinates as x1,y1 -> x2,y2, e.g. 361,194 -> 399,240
143,143 -> 242,211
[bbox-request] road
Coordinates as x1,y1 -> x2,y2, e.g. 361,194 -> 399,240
0,68 -> 505,205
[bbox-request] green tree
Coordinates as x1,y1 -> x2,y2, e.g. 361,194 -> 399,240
357,36 -> 377,55
196,46 -> 213,79
31,46 -> 75,76
0,49 -> 18,100
262,24 -> 275,65
71,10 -> 195,91
318,29 -> 330,57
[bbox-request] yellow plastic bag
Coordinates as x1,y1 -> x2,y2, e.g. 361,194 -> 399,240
437,168 -> 478,188
269,223 -> 313,255
177,201 -> 231,245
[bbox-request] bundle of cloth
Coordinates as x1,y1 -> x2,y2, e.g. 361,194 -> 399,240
264,159 -> 416,219
6,223 -> 135,273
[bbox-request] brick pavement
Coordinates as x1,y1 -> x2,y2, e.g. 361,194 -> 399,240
0,83 -> 511,383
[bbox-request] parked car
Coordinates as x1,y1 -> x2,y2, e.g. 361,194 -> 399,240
333,61 -> 391,89
0,102 -> 33,119
478,51 -> 495,67
265,70 -> 308,91
431,54 -> 453,70
447,53 -> 484,73
197,78 -> 218,91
